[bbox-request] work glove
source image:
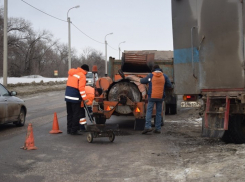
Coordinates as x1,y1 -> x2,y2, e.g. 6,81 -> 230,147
86,100 -> 92,106
84,99 -> 89,104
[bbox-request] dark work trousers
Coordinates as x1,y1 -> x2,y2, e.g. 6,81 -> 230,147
66,102 -> 81,133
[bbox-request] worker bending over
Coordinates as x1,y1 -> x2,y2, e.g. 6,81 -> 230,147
65,64 -> 89,135
80,86 -> 103,130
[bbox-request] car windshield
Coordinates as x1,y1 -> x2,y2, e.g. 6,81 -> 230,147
0,84 -> 9,96
86,72 -> 93,78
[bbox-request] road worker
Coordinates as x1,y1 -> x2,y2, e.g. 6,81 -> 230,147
80,86 -> 103,131
140,64 -> 172,134
65,64 -> 89,135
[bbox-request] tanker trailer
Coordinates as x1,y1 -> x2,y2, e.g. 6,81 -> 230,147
172,0 -> 245,143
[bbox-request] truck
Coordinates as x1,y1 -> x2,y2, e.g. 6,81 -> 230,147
108,50 -> 177,115
92,51 -> 175,130
172,0 -> 245,143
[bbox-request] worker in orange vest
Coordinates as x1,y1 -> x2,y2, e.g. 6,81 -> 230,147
65,64 -> 89,135
80,86 -> 103,130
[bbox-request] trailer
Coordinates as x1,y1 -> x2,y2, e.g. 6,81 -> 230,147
172,0 -> 245,143
108,50 -> 177,115
92,52 -> 172,130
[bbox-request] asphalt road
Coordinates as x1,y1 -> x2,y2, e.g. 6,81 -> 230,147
1,90 -> 245,182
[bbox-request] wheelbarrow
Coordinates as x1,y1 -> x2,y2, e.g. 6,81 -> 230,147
84,104 -> 119,143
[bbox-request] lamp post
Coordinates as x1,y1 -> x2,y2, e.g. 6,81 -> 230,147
118,41 -> 126,59
3,0 -> 8,86
67,5 -> 80,71
104,32 -> 113,76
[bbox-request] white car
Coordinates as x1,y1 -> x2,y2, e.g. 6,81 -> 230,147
86,72 -> 98,86
0,83 -> 27,126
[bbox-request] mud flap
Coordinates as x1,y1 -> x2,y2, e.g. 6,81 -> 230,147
134,118 -> 145,130
202,117 -> 225,138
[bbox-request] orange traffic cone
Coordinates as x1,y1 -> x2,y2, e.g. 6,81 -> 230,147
21,123 -> 37,150
49,112 -> 62,134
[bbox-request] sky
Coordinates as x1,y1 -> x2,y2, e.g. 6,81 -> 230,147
0,0 -> 173,60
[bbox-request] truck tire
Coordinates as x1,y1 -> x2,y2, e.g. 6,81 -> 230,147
228,115 -> 245,144
221,115 -> 235,143
221,130 -> 234,143
95,116 -> 106,124
170,104 -> 177,115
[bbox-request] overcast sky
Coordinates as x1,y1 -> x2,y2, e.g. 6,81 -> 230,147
1,0 -> 173,60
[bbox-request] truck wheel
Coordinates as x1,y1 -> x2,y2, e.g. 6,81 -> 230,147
221,130 -> 234,143
228,115 -> 245,144
221,115 -> 235,143
170,104 -> 177,115
95,116 -> 106,124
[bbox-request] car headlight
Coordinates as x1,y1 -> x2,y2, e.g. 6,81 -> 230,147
88,80 -> 92,83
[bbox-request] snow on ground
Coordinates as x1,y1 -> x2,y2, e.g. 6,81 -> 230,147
0,75 -> 67,84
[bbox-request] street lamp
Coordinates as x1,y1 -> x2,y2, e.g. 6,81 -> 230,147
104,32 -> 113,76
3,0 -> 8,86
67,5 -> 80,71
118,41 -> 126,59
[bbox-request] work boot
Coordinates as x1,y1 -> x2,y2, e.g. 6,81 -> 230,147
142,128 -> 153,134
153,130 -> 161,134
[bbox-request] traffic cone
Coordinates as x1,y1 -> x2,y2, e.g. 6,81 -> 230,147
21,123 -> 37,150
49,112 -> 62,134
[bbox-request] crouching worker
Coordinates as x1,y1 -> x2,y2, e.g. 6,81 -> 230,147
80,86 -> 103,131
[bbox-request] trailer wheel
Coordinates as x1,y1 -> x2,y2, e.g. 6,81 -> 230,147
109,132 -> 115,142
228,115 -> 245,144
95,116 -> 106,124
87,132 -> 93,143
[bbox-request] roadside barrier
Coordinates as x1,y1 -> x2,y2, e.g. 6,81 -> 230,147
21,123 -> 37,150
49,112 -> 62,134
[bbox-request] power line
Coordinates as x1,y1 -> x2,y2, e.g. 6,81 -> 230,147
20,0 -> 118,51
21,0 -> 67,22
107,44 -> 118,51
71,23 -> 104,44
72,23 -> 118,51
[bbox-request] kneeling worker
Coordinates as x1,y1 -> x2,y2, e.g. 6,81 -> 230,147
80,86 -> 103,129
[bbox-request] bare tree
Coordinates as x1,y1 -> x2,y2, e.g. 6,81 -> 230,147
0,8 -> 105,78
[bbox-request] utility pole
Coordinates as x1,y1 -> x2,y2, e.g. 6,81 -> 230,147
3,0 -> 8,86
67,16 -> 71,70
118,41 -> 126,60
104,33 -> 113,76
67,5 -> 80,71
